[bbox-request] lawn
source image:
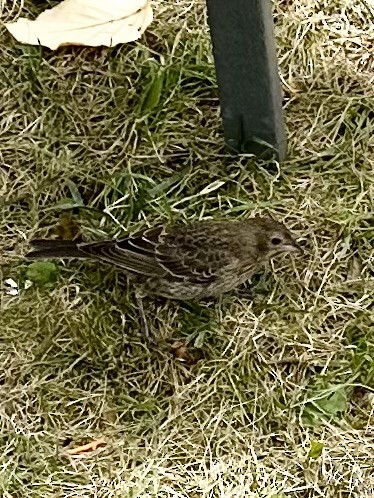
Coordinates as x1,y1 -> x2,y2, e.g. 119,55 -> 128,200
1,0 -> 373,496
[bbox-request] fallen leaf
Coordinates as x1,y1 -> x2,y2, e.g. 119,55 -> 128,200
54,211 -> 81,240
65,438 -> 106,455
171,341 -> 203,365
5,0 -> 153,50
171,342 -> 192,363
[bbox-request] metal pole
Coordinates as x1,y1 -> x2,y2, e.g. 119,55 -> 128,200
206,0 -> 286,160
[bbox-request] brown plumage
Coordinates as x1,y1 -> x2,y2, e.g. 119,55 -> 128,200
27,217 -> 299,300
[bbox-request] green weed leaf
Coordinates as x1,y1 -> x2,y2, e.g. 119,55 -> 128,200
25,261 -> 59,286
309,440 -> 324,459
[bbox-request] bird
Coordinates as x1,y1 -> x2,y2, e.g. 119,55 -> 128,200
27,217 -> 300,301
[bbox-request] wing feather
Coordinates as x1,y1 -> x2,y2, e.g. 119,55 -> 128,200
77,223 -> 240,283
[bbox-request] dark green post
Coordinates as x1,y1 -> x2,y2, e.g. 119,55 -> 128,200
206,0 -> 286,160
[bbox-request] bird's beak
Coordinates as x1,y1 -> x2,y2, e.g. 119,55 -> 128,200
285,241 -> 303,253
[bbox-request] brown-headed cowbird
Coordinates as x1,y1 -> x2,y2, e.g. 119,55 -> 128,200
27,217 -> 299,300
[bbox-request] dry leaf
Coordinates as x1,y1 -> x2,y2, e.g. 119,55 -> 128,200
171,341 -> 203,365
65,438 -> 106,455
5,0 -> 153,50
54,212 -> 81,240
171,342 -> 192,362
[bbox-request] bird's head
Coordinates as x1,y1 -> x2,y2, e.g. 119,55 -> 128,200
245,217 -> 301,259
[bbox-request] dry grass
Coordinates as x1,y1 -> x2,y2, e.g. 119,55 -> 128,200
1,0 -> 374,496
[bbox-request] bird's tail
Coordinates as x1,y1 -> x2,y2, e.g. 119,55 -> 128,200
26,239 -> 84,260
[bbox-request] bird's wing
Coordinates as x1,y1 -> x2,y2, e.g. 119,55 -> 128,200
78,227 -> 168,277
155,223 -> 241,282
78,224 -> 239,283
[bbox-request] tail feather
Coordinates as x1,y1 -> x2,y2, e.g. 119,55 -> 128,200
26,239 -> 84,260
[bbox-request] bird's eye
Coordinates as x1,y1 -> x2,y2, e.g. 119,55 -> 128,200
271,237 -> 282,245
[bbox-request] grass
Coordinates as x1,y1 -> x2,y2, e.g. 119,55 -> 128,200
1,0 -> 374,496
